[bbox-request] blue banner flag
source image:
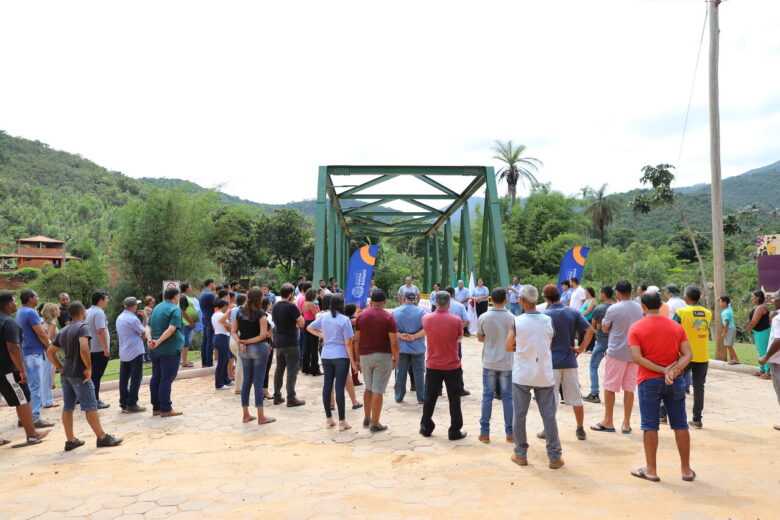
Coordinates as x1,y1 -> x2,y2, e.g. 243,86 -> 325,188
344,245 -> 381,309
557,246 -> 590,291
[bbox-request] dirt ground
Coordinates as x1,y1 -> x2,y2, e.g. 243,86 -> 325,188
2,336 -> 779,520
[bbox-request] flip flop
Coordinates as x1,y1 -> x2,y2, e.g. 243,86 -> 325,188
0,439 -> 10,447
622,428 -> 633,434
243,416 -> 257,423
258,417 -> 276,425
590,423 -> 616,432
631,468 -> 660,482
682,470 -> 696,482
12,438 -> 43,449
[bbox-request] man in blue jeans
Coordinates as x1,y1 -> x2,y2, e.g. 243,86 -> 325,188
199,279 -> 216,367
583,285 -> 614,404
148,287 -> 185,417
15,289 -> 55,429
392,291 -> 427,404
477,287 -> 515,444
628,291 -> 695,482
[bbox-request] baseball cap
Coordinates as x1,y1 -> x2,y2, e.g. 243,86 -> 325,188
123,296 -> 142,308
646,285 -> 660,295
404,291 -> 417,301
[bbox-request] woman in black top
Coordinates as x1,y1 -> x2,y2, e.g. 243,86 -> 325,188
231,287 -> 276,424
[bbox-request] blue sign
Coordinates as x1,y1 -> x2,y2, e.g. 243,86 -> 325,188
344,245 -> 381,309
557,246 -> 590,291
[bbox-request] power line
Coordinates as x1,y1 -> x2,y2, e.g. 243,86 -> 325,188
675,2 -> 709,180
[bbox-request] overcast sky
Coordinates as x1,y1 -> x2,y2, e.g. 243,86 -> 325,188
1,0 -> 778,206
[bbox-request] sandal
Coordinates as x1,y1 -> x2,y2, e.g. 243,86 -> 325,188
258,417 -> 276,425
12,437 -> 44,449
590,423 -> 616,432
631,468 -> 660,482
0,439 -> 10,447
243,416 -> 257,423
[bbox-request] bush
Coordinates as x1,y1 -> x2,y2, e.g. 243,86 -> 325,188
10,267 -> 40,282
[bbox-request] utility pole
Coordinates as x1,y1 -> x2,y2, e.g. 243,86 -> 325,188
709,0 -> 726,360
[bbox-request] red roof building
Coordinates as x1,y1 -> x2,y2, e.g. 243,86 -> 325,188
1,236 -> 80,270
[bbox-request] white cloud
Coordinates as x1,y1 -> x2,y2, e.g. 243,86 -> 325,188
0,0 -> 777,204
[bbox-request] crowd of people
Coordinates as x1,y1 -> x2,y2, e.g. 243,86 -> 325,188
1,274 -> 779,483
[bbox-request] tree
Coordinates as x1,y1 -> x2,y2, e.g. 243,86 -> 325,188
582,184 -> 621,247
208,205 -> 261,279
30,258 -> 108,304
630,164 -> 710,305
256,209 -> 310,278
491,140 -> 542,206
113,189 -> 215,296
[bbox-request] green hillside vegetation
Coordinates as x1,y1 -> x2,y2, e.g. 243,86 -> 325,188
1,129 -> 778,349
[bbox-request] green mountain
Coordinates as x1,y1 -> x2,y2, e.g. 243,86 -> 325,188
1,129 -> 777,257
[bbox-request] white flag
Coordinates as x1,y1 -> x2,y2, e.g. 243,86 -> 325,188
467,271 -> 478,333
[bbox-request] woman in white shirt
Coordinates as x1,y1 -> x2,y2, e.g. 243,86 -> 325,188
212,299 -> 233,390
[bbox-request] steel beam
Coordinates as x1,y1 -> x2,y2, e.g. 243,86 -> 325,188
313,166 -> 328,283
337,175 -> 392,198
327,166 -> 486,176
484,167 -> 510,287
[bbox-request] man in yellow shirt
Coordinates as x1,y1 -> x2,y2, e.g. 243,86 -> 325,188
673,286 -> 712,429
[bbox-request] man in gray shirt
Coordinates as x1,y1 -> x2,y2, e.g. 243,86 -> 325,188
592,280 -> 643,434
85,290 -> 111,409
477,287 -> 515,444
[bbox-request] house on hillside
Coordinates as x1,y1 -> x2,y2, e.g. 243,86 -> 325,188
0,236 -> 80,270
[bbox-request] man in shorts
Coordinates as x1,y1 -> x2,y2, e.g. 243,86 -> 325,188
354,290 -> 399,432
541,284 -> 594,441
628,291 -> 695,482
0,292 -> 50,447
757,290 -> 780,431
47,301 -> 122,451
592,280 -> 643,434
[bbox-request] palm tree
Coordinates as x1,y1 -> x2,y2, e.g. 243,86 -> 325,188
491,140 -> 542,205
583,184 -> 621,247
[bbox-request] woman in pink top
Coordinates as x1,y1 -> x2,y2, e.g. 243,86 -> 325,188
301,288 -> 321,375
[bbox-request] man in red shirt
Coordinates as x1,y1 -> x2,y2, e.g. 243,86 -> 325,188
628,291 -> 695,483
354,290 -> 398,433
419,291 -> 467,441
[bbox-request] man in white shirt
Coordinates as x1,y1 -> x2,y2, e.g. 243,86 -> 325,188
757,289 -> 780,432
664,284 -> 686,319
569,277 -> 587,309
505,285 -> 563,469
397,277 -> 420,305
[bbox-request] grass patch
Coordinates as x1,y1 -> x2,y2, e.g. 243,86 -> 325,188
707,340 -> 758,366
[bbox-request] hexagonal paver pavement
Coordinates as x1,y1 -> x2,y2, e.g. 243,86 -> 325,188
1,336 -> 779,519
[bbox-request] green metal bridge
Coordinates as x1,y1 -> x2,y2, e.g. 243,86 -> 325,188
312,166 -> 510,291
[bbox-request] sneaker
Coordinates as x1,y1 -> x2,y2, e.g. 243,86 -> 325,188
582,393 -> 601,404
97,401 -> 110,409
511,455 -> 528,466
287,398 -> 306,407
161,410 -> 183,418
537,431 -> 546,439
122,405 -> 147,414
576,427 -> 587,441
659,416 -> 668,424
64,438 -> 85,451
34,419 -> 54,428
689,420 -> 702,429
216,385 -> 230,391
549,458 -> 565,470
478,435 -> 490,443
96,433 -> 123,448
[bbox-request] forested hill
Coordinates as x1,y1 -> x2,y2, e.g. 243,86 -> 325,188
0,130 -> 777,256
